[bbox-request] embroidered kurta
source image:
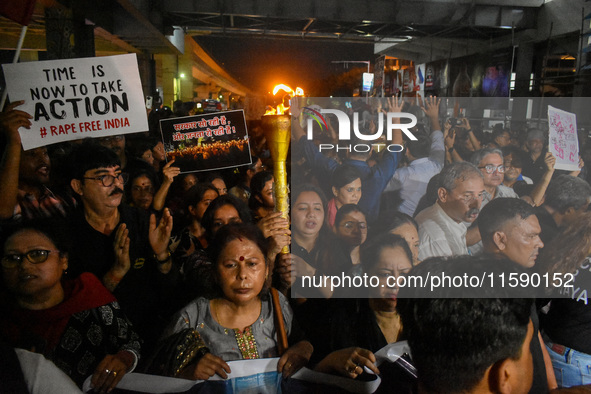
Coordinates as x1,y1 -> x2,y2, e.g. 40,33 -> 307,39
162,293 -> 297,361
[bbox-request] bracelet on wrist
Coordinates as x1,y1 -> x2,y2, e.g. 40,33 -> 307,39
448,147 -> 455,153
154,250 -> 171,264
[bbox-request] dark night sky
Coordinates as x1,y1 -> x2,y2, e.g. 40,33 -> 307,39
194,36 -> 375,94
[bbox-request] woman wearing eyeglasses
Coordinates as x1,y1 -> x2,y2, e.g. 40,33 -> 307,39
0,218 -> 141,392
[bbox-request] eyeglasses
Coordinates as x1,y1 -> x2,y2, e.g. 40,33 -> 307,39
83,173 -> 129,187
340,221 -> 368,231
1,249 -> 60,269
479,164 -> 505,174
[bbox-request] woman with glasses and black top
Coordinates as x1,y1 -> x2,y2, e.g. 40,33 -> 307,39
0,218 -> 141,392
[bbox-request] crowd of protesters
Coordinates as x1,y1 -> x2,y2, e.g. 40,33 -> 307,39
1,94 -> 591,393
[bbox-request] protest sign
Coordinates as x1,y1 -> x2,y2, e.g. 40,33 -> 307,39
82,344 -> 416,393
2,53 -> 149,150
548,105 -> 580,171
83,358 -> 281,393
160,110 -> 251,174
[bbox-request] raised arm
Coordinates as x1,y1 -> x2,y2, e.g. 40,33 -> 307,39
461,118 -> 482,151
385,95 -> 404,146
421,96 -> 442,133
0,101 -> 31,219
528,152 -> 555,206
153,160 -> 180,211
422,96 -> 444,166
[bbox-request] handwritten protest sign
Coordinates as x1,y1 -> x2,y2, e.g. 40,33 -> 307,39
548,105 -> 580,171
160,110 -> 251,173
2,53 -> 148,150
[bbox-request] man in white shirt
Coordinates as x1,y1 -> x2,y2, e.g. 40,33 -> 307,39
416,162 -> 485,260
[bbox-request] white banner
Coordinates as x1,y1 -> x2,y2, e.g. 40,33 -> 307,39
2,53 -> 149,150
548,105 -> 580,171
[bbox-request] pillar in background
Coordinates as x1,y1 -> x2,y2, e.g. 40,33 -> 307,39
510,43 -> 535,132
44,4 -> 95,59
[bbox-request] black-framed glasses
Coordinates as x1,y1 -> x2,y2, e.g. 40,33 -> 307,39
340,221 -> 368,231
479,164 -> 505,174
83,173 -> 129,187
1,249 -> 60,269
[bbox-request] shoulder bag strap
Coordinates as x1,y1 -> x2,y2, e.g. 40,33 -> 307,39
270,288 -> 289,356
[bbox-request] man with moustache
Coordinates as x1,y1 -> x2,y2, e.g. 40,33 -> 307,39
0,101 -> 74,222
65,141 -> 177,348
415,162 -> 485,260
479,197 -> 544,269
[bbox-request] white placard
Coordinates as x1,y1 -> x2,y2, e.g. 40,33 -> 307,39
547,105 -> 580,171
2,54 -> 149,150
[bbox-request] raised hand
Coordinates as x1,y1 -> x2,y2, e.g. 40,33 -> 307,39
421,96 -> 441,119
113,223 -> 130,273
0,101 -> 32,144
162,159 -> 181,185
544,152 -> 556,172
386,95 -> 404,113
149,208 -> 173,258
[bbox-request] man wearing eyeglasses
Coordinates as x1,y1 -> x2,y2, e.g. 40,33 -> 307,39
66,141 -> 177,350
466,148 -> 519,255
470,147 -> 519,206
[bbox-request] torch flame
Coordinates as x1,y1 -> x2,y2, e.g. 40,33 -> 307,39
265,84 -> 305,116
273,84 -> 293,96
